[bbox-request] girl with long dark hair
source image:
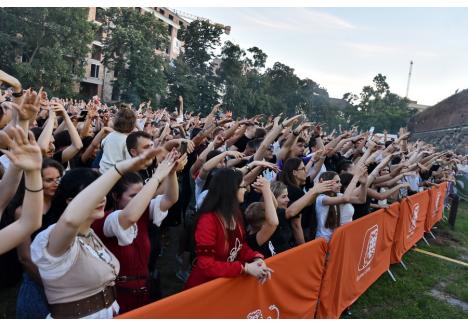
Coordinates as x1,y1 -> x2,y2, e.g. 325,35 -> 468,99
185,168 -> 273,289
315,165 -> 367,242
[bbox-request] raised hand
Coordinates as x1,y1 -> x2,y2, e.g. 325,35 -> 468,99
224,151 -> 244,160
50,102 -> 67,117
251,161 -> 279,173
154,151 -> 178,179
14,88 -> 42,121
117,147 -> 160,174
281,114 -> 301,128
173,153 -> 188,173
0,127 -> 42,172
252,175 -> 271,193
311,180 -> 334,194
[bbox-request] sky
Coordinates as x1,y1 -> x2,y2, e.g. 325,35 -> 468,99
175,7 -> 468,106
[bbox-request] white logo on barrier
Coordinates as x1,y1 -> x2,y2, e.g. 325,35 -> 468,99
407,203 -> 420,237
358,225 -> 379,272
227,238 -> 242,262
246,305 -> 280,319
268,241 -> 276,256
433,191 -> 441,218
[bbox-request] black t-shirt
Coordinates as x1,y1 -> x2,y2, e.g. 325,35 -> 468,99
139,160 -> 157,184
233,134 -> 251,152
286,184 -> 317,241
52,150 -> 63,164
246,208 -> 292,258
353,197 -> 372,220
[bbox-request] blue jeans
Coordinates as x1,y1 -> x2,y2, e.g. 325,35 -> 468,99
16,273 -> 49,318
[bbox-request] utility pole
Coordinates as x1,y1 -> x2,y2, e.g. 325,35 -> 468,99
405,60 -> 413,99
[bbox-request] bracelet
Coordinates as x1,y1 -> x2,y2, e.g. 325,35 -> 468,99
12,90 -> 23,98
25,186 -> 43,192
114,164 -> 124,176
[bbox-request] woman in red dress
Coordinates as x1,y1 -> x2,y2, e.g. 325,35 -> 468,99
185,168 -> 273,289
92,152 -> 183,313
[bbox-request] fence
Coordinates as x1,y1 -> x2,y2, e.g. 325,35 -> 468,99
118,182 -> 448,319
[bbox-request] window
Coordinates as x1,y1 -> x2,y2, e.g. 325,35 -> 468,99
168,14 -> 173,20
90,64 -> 100,78
168,25 -> 173,36
95,8 -> 105,23
159,8 -> 165,15
91,45 -> 102,61
111,86 -> 120,101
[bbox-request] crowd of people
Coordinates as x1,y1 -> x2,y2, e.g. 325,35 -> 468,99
0,69 -> 463,318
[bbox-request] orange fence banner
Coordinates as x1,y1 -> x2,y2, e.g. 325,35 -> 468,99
425,182 -> 448,232
316,203 -> 400,319
118,238 -> 328,319
391,190 -> 430,264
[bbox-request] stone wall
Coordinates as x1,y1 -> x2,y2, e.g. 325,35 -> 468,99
410,126 -> 468,155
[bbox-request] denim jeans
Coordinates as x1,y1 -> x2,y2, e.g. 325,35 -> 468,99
16,273 -> 49,319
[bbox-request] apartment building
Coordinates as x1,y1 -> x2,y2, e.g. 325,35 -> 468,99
80,7 -> 189,102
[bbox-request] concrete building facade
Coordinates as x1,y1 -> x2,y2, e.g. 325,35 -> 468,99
81,7 -> 189,102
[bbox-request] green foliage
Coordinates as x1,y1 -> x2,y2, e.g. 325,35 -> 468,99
102,8 -> 168,105
0,8 -> 95,97
343,74 -> 416,133
163,20 -> 223,114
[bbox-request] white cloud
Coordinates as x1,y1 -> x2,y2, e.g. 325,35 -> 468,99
240,8 -> 356,33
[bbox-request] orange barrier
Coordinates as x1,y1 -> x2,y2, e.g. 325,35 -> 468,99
391,190 -> 430,264
118,185 -> 446,319
118,238 -> 328,319
316,203 -> 400,319
425,182 -> 448,232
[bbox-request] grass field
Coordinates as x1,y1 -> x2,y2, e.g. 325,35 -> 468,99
346,200 -> 468,318
1,201 -> 467,319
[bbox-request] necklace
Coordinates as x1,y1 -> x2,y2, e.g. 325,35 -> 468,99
78,231 -> 118,278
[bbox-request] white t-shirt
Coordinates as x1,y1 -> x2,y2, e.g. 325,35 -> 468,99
404,174 -> 422,192
103,195 -> 168,246
315,194 -> 334,242
340,201 -> 354,225
99,131 -> 132,174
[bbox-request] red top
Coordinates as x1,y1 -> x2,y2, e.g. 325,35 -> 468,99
92,209 -> 151,289
185,212 -> 263,289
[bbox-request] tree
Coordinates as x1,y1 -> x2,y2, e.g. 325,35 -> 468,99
0,8 -> 95,97
343,74 -> 415,133
102,8 -> 168,105
163,20 -> 223,114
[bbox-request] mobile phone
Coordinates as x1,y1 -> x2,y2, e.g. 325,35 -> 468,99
179,141 -> 188,155
368,126 -> 375,140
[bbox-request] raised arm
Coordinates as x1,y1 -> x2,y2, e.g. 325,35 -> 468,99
254,116 -> 283,161
0,127 -> 43,255
81,127 -> 113,163
251,177 -> 279,246
37,111 -> 55,156
200,151 -> 243,179
286,181 -> 334,218
117,152 -> 176,230
46,148 -> 160,257
51,102 -> 83,163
